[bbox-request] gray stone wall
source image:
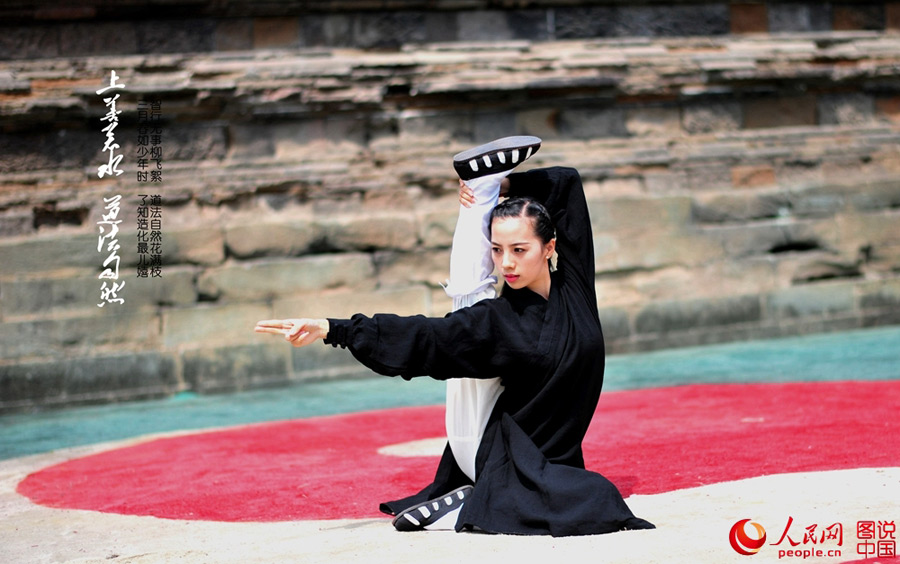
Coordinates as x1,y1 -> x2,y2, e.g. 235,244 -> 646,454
2,1 -> 900,58
1,26 -> 900,411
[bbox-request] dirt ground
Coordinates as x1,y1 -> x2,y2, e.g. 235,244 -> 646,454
2,435 -> 897,564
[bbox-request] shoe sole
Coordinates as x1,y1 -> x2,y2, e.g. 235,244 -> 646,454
391,485 -> 474,532
453,135 -> 541,180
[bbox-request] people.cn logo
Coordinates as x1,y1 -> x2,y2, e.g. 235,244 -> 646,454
730,519 -> 768,555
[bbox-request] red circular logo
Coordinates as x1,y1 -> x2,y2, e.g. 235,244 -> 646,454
730,519 -> 767,555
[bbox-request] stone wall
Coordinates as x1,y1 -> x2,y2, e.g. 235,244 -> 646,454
1,7 -> 900,411
2,1 -> 900,57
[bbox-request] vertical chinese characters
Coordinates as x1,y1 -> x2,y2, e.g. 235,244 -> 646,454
97,70 -> 126,178
97,195 -> 125,307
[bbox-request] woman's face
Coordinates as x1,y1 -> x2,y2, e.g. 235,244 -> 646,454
490,214 -> 556,299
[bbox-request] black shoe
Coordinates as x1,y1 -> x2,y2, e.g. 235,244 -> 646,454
391,485 -> 474,532
453,136 -> 541,181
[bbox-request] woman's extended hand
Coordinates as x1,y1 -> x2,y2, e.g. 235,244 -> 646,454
254,318 -> 329,348
458,177 -> 510,208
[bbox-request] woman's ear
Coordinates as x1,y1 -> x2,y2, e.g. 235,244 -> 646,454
545,238 -> 557,260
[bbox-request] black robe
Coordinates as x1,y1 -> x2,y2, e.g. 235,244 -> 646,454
324,166 -> 654,536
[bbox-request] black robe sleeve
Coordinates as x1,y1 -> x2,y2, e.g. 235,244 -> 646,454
506,166 -> 598,319
324,300 -> 537,382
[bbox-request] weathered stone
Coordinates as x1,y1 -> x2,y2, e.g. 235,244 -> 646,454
597,306 -> 631,342
790,257 -> 863,283
320,213 -> 419,252
272,285 -> 431,319
744,95 -> 818,129
707,221 -> 832,258
614,5 -> 730,37
182,343 -> 290,393
681,101 -> 743,134
818,93 -> 876,126
731,165 -> 777,189
215,18 -> 253,51
691,192 -> 790,224
625,106 -> 682,138
0,232 -> 104,273
253,17 -> 300,49
59,22 -> 139,56
419,207 -> 459,249
290,340 -> 361,381
635,295 -> 762,335
833,4 -> 885,31
555,6 -> 616,39
765,282 -> 856,319
167,227 -> 225,266
0,309 -> 162,359
768,3 -> 832,32
163,302 -> 272,349
858,279 -> 900,310
224,220 -> 322,259
588,195 -> 692,232
374,250 -> 452,290
888,3 -> 900,30
457,10 -> 514,42
559,108 -> 628,139
730,3 -> 769,34
196,254 -> 375,302
0,352 -> 178,412
135,18 -> 216,54
1,267 -> 195,318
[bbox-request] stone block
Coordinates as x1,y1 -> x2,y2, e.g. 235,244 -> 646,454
731,165 -> 777,189
458,10 -> 514,42
419,207 -> 459,249
833,4 -> 885,31
182,343 -> 290,394
625,106 -> 682,138
354,11 -> 428,48
681,101 -> 742,134
614,5 -> 729,37
691,192 -> 789,224
163,302 -> 272,349
826,212 -> 900,256
0,26 -> 59,60
555,6 -> 616,39
291,341 -> 363,381
0,309 -> 162,359
1,267 -> 196,318
597,306 -> 631,342
196,254 -> 375,302
588,195 -> 692,232
253,17 -> 300,49
59,22 -> 138,56
594,226 -> 725,274
858,279 -> 900,310
320,213 -> 419,252
272,285 -> 431,319
298,13 -> 353,47
167,227 -> 225,266
215,19 -> 253,51
818,93 -> 876,126
708,221 -> 832,258
374,250 -> 451,289
135,19 -> 216,54
889,3 -> 900,30
0,233 -> 106,274
731,3 -> 769,34
0,129 -> 99,173
224,220 -> 322,259
744,95 -> 817,129
635,295 -> 762,335
228,124 -> 276,159
875,96 -> 900,125
0,352 -> 178,412
765,282 -> 856,319
559,108 -> 628,139
768,3 -> 832,32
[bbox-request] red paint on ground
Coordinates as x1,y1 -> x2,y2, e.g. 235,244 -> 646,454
17,381 -> 900,522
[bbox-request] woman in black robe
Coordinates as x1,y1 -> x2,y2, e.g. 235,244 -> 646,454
256,166 -> 654,537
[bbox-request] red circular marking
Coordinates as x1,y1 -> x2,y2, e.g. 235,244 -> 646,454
17,381 -> 900,522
